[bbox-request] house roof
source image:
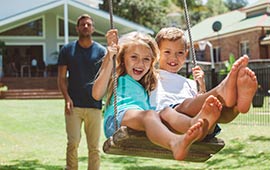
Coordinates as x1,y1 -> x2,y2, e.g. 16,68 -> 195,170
190,0 -> 270,41
245,0 -> 270,9
0,0 -> 154,35
0,0 -> 62,25
190,10 -> 245,41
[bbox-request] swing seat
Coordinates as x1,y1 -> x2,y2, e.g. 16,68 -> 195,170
103,126 -> 225,162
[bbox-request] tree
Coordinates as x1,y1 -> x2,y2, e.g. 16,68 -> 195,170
173,0 -> 204,9
99,0 -> 170,33
224,0 -> 248,10
173,0 -> 206,27
98,0 -> 229,33
205,0 -> 229,18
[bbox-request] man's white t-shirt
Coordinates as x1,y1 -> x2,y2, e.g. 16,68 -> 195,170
150,69 -> 197,111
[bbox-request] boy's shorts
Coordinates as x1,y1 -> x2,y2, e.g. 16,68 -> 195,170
203,124 -> 222,141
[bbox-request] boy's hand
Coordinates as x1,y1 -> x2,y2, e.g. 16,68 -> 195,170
192,66 -> 206,93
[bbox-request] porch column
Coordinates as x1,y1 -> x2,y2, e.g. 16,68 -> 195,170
0,49 -> 3,79
64,0 -> 69,44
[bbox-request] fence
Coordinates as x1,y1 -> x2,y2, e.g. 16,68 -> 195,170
180,63 -> 270,126
233,66 -> 270,126
234,96 -> 270,126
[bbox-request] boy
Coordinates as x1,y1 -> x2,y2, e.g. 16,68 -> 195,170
150,27 -> 258,138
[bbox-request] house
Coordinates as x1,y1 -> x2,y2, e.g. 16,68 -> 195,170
191,0 -> 270,64
0,0 -> 153,78
187,0 -> 270,94
0,0 -> 154,98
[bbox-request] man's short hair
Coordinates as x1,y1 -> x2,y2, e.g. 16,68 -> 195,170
76,14 -> 94,26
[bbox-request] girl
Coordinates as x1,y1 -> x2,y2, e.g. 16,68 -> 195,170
92,30 -> 208,160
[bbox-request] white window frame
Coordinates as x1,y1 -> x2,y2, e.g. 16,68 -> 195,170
240,41 -> 250,57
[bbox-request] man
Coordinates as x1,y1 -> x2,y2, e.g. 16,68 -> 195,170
58,14 -> 106,170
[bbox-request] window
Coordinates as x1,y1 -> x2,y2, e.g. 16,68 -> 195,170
240,41 -> 250,56
58,19 -> 77,37
0,18 -> 43,36
195,50 -> 205,61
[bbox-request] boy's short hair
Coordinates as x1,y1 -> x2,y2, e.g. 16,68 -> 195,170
76,14 -> 94,26
155,27 -> 187,50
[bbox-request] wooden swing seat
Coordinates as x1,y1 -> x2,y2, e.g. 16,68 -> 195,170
103,126 -> 225,162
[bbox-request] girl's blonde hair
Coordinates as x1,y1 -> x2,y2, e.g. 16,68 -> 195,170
155,27 -> 188,51
106,32 -> 159,106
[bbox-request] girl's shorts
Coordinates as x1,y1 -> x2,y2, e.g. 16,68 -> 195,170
104,109 -> 126,138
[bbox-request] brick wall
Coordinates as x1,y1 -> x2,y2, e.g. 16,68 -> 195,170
203,29 -> 269,61
1,77 -> 58,90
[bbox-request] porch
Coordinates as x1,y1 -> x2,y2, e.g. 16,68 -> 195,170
0,77 -> 62,99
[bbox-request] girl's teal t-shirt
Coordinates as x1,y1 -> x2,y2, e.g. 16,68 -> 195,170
104,74 -> 151,129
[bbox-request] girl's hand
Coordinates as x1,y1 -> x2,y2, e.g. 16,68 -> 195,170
107,44 -> 118,61
106,29 -> 118,46
106,29 -> 119,61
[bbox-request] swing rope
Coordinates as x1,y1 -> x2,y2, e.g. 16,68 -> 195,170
108,0 -> 118,131
183,0 -> 201,92
183,0 -> 197,67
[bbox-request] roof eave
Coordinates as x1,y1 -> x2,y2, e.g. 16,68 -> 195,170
0,1 -> 64,26
199,27 -> 267,42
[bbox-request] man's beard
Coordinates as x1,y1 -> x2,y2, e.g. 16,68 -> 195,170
79,34 -> 91,39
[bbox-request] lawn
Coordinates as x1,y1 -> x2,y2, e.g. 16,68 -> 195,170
0,99 -> 269,170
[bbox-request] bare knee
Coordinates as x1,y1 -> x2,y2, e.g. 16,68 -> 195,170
144,110 -> 159,120
159,107 -> 174,121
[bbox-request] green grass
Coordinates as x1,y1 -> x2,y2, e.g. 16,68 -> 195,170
233,96 -> 270,125
0,99 -> 270,170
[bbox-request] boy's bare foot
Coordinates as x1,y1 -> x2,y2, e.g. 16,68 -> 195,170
172,119 -> 208,160
217,55 -> 249,107
237,67 -> 258,113
191,95 -> 222,134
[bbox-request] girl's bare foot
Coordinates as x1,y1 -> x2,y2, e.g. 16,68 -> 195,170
191,95 -> 222,134
172,119 -> 208,160
216,55 -> 249,107
237,67 -> 258,113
